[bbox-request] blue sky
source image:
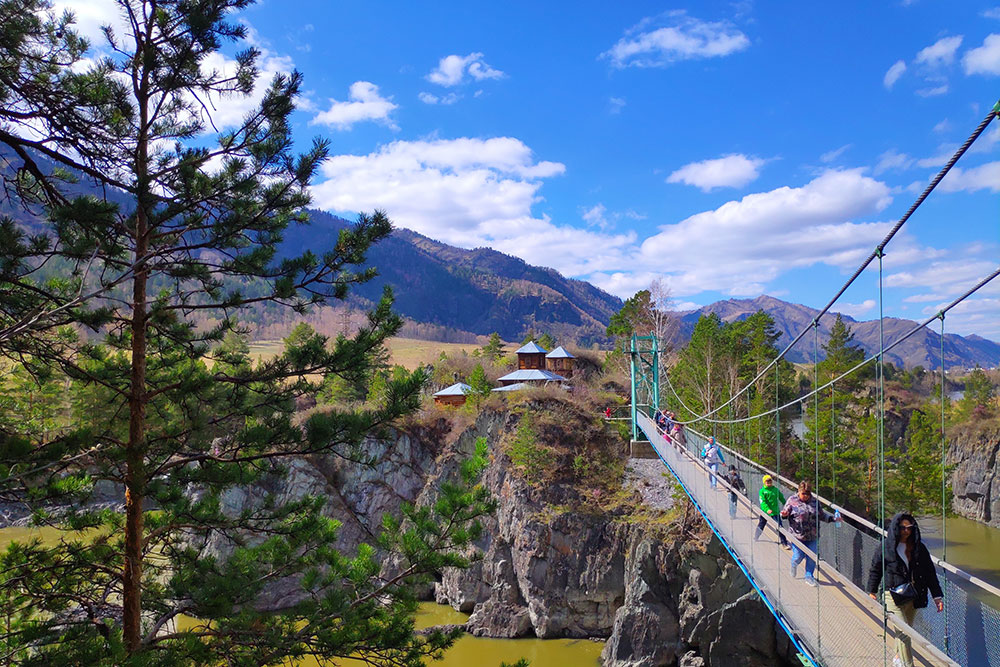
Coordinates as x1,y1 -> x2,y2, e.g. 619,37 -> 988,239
60,1 -> 1000,338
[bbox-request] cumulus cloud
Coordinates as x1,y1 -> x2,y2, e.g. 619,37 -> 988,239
313,145 -> 909,305
310,81 -> 398,130
666,154 -> 765,191
835,300 -> 877,318
308,137 -> 640,277
915,35 -> 963,66
636,169 -> 895,296
426,53 -> 504,87
884,60 -> 906,89
51,0 -> 125,45
939,161 -> 1000,193
963,34 -> 1000,75
418,91 -> 460,105
874,149 -> 914,174
602,12 -> 749,68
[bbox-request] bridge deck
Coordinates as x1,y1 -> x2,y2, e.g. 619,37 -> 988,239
635,413 -> 956,667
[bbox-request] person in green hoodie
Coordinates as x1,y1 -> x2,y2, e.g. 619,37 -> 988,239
754,474 -> 789,549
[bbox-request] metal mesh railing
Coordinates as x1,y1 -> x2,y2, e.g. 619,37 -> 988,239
636,411 -> 998,667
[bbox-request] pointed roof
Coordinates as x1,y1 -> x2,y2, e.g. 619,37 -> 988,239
515,341 -> 548,355
433,382 -> 472,396
496,369 -> 568,383
491,382 -> 528,392
545,346 -> 575,359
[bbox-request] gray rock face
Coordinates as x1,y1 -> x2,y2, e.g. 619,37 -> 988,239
947,425 -> 1000,526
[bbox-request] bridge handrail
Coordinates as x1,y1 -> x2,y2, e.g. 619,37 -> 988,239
637,412 -> 961,667
680,422 -> 1000,602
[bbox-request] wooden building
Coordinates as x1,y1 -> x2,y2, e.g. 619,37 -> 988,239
433,382 -> 471,406
515,341 -> 548,369
545,346 -> 575,378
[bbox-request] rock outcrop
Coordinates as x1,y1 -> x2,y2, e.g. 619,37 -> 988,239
947,424 -> 1000,526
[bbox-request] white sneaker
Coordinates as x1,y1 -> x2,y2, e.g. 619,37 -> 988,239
804,576 -> 818,587
892,657 -> 905,667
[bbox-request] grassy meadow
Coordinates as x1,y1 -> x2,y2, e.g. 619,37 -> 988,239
247,337 -> 500,370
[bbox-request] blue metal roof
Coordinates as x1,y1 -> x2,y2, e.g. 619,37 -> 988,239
491,382 -> 529,392
515,341 -> 548,354
433,382 -> 472,396
496,369 -> 567,382
545,346 -> 575,359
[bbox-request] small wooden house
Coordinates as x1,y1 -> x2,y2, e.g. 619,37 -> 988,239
545,346 -> 575,378
433,382 -> 471,406
515,341 -> 548,370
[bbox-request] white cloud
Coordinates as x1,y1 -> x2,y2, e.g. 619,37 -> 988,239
916,84 -> 948,97
916,146 -> 956,168
939,161 -> 1000,193
307,137 -> 642,277
985,8 -> 1000,19
582,204 -> 608,227
884,60 -> 907,89
419,91 -> 460,105
426,53 -> 504,87
637,169 -> 895,296
932,118 -> 951,133
820,144 -> 852,163
51,0 -> 125,46
835,300 -> 877,318
195,50 -> 297,132
666,154 -> 765,191
310,81 -> 398,131
602,12 -> 750,68
874,149 -> 914,174
963,34 -> 1000,75
915,35 -> 963,66
609,97 -> 626,114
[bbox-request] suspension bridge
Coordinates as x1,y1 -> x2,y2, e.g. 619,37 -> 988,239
625,100 -> 1000,667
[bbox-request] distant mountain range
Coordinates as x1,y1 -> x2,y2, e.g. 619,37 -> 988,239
4,147 -> 997,367
676,295 -> 1000,370
281,210 -> 623,346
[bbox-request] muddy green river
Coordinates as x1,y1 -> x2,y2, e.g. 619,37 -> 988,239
5,513 -> 1000,666
0,525 -> 603,666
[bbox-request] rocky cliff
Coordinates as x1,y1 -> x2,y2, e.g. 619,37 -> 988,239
947,423 -> 1000,527
175,402 -> 799,665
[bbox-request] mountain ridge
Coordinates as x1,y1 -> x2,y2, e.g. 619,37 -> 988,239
676,295 -> 1000,369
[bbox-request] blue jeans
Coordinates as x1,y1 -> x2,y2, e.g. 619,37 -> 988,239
708,463 -> 719,488
791,538 -> 818,579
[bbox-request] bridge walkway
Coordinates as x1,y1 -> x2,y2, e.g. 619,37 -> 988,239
635,411 -> 958,667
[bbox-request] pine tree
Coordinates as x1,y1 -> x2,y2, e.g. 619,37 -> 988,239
0,1 -> 491,663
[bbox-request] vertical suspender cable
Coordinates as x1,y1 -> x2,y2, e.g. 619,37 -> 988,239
814,322 -> 821,654
831,382 -> 838,570
776,362 -> 782,603
940,313 -> 950,655
877,250 -> 888,666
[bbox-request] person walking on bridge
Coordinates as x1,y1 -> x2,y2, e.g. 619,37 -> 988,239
780,480 -> 841,587
866,513 -> 943,667
723,464 -> 746,518
754,474 -> 789,549
702,437 -> 725,489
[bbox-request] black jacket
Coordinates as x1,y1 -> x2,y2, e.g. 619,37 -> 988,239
866,512 -> 943,609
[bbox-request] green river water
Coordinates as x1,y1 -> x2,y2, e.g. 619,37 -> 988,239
4,513 -> 999,666
0,525 -> 603,666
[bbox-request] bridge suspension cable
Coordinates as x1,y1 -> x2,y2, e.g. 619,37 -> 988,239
664,264 -> 1000,426
663,101 -> 1000,427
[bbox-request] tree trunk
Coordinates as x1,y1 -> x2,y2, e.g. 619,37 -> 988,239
124,36 -> 151,650
124,241 -> 147,651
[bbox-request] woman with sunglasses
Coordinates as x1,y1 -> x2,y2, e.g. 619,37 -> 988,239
866,512 -> 944,667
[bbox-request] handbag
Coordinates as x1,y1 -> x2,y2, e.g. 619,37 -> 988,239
890,581 -> 917,605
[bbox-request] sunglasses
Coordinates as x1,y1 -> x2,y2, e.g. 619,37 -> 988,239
900,524 -> 914,531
